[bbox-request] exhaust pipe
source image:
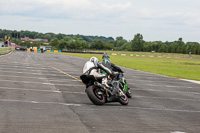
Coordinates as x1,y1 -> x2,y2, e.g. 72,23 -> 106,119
94,82 -> 113,95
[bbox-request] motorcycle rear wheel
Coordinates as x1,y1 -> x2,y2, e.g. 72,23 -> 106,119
86,86 -> 105,105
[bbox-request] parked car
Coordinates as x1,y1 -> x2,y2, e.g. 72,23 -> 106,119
15,47 -> 26,51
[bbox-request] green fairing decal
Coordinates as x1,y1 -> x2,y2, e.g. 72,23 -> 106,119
122,78 -> 128,92
104,58 -> 108,64
102,72 -> 107,75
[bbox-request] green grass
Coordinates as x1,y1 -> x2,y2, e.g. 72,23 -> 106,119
0,47 -> 15,55
90,50 -> 200,59
54,52 -> 200,81
0,47 -> 10,55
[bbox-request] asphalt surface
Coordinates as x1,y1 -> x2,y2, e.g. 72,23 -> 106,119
0,51 -> 200,133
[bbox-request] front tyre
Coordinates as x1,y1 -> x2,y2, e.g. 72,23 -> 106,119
119,90 -> 129,105
86,86 -> 105,105
126,88 -> 132,98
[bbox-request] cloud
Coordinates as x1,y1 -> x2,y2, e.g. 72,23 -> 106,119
0,0 -> 200,42
0,0 -> 132,20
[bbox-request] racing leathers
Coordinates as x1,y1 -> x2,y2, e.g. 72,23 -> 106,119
82,61 -> 113,88
102,58 -> 123,74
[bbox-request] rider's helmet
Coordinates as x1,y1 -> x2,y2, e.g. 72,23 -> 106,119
102,53 -> 110,62
102,53 -> 110,59
90,57 -> 99,67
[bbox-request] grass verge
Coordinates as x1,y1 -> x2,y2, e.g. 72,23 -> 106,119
54,52 -> 200,81
0,47 -> 10,55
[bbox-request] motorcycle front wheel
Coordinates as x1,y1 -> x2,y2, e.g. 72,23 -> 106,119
86,86 -> 105,105
126,88 -> 132,98
119,90 -> 129,105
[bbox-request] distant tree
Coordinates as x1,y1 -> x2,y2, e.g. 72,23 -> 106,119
56,33 -> 65,40
59,40 -> 68,50
50,38 -> 59,46
131,33 -> 145,51
116,39 -> 127,47
76,40 -> 83,49
116,36 -> 123,41
185,42 -> 192,54
191,42 -> 199,54
90,40 -> 105,50
34,33 -> 44,39
198,45 -> 200,55
159,44 -> 168,53
63,36 -> 71,41
44,34 -> 52,41
104,43 -> 114,50
176,38 -> 185,53
169,42 -> 177,53
143,42 -> 152,52
120,42 -> 131,51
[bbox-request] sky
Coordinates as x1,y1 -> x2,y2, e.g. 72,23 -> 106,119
0,0 -> 200,42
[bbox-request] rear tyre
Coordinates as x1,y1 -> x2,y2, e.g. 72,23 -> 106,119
86,86 -> 105,105
119,90 -> 129,105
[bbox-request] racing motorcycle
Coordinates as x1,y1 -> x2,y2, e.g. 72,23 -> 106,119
80,74 -> 129,105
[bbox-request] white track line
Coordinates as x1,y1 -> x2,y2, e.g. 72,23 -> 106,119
0,71 -> 73,77
0,79 -> 83,86
180,79 -> 200,84
126,79 -> 195,84
0,67 -> 80,73
128,83 -> 181,88
133,95 -> 200,102
134,89 -> 200,95
0,75 -> 77,81
0,99 -> 81,106
0,86 -> 61,93
0,86 -> 85,94
123,106 -> 200,113
78,106 -> 200,113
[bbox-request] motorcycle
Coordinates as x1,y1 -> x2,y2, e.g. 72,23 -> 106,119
80,74 -> 129,105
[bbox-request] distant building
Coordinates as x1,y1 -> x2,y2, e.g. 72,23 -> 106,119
21,37 -> 48,42
21,37 -> 31,41
35,39 -> 48,42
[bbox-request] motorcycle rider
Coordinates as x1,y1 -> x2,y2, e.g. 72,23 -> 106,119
102,53 -> 124,74
82,57 -> 113,90
101,53 -> 132,98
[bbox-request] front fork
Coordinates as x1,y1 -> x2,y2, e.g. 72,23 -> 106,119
121,77 -> 128,93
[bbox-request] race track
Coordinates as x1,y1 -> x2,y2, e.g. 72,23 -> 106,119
0,51 -> 200,133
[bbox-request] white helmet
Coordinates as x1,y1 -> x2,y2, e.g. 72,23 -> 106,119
90,57 -> 99,67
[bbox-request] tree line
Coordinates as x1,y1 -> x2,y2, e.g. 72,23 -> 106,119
0,29 -> 114,42
0,29 -> 200,54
